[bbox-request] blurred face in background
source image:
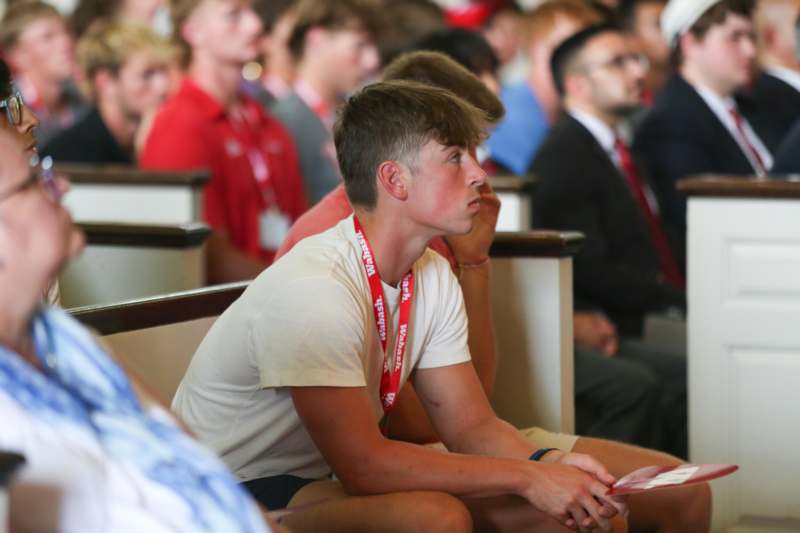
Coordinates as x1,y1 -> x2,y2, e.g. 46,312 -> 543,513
308,26 -> 380,96
109,51 -> 171,119
184,0 -> 263,65
11,15 -> 75,83
683,12 -> 757,94
571,32 -> 647,118
630,1 -> 670,67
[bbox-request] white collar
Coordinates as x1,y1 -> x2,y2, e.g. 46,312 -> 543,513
691,82 -> 773,174
764,65 -> 800,93
568,108 -> 618,155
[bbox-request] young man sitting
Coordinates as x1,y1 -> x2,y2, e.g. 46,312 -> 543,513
43,21 -> 173,164
173,79 -> 712,532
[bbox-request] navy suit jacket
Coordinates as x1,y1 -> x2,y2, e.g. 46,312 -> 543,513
738,72 -> 800,153
772,117 -> 800,174
633,75 -> 758,255
531,114 -> 685,337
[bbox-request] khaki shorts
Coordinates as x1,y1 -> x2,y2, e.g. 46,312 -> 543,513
427,426 -> 578,453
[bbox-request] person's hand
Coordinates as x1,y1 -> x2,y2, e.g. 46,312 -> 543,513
519,457 -> 624,531
444,181 -> 501,266
573,312 -> 619,356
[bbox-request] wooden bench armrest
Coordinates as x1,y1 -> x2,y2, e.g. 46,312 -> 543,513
79,222 -> 212,248
70,281 -> 248,335
58,163 -> 210,187
677,174 -> 800,199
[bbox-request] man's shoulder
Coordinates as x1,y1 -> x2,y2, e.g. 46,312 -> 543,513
271,92 -> 314,122
532,115 -> 596,171
642,76 -> 706,125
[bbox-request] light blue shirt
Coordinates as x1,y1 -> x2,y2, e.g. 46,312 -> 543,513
0,307 -> 268,532
486,82 -> 549,176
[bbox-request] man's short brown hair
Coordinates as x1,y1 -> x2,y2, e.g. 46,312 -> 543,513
287,0 -> 382,60
0,1 -> 64,51
382,51 -> 505,124
335,80 -> 489,209
522,0 -> 602,45
671,0 -> 755,65
77,21 -> 175,100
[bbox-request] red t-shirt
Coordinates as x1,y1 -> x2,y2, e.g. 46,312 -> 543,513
140,79 -> 308,263
275,184 -> 458,272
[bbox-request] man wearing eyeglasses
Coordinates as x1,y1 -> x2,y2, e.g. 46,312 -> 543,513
0,60 -> 39,158
530,24 -> 688,459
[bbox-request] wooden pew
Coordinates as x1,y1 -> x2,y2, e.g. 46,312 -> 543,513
491,175 -> 536,232
59,222 -> 212,308
59,164 -> 209,225
678,176 -> 800,532
70,230 -> 583,433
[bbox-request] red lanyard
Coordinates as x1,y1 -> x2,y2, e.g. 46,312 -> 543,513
353,216 -> 414,414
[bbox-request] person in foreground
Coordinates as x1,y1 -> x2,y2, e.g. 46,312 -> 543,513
173,80 -> 709,532
0,130 -> 274,531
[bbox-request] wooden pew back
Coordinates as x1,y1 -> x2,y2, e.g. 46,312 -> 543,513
60,164 -> 209,225
60,222 -> 212,308
70,231 -> 583,433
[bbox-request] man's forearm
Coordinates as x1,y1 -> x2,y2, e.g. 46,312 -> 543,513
340,434 -> 531,499
458,261 -> 497,395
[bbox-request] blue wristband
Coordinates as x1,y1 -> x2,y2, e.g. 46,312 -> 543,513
529,447 -> 559,461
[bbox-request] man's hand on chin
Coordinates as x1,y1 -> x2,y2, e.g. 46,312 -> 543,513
445,182 -> 501,265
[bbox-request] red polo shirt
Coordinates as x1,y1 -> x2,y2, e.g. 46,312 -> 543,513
140,78 -> 308,263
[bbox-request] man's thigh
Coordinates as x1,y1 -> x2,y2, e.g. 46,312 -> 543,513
287,479 -> 623,533
284,480 -> 472,533
426,426 -> 578,454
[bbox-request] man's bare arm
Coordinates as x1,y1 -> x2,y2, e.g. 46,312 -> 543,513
386,183 -> 499,443
291,363 -> 625,530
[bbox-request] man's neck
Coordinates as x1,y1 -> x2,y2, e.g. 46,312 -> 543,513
188,55 -> 244,108
0,297 -> 37,365
98,97 -> 137,152
566,99 -> 619,129
353,207 -> 432,287
759,53 -> 800,74
296,61 -> 340,109
681,64 -> 735,98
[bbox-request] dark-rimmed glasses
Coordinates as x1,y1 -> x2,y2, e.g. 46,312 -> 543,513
0,91 -> 24,126
0,155 -> 60,204
582,53 -> 650,74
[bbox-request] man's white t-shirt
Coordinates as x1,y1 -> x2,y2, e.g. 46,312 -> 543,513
172,215 -> 472,481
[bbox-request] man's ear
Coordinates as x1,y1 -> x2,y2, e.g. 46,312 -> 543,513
376,160 -> 408,201
563,71 -> 584,98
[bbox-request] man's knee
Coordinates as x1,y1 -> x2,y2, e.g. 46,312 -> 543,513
671,482 -> 712,530
402,491 -> 473,533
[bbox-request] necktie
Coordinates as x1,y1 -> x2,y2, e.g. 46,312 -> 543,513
729,107 -> 766,176
614,136 -> 684,289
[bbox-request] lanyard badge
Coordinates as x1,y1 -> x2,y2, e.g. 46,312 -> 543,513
353,216 -> 414,417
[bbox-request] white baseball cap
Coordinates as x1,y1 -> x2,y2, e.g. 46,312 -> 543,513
661,0 -> 722,48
